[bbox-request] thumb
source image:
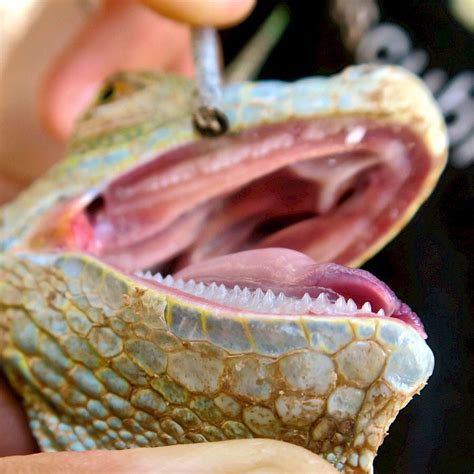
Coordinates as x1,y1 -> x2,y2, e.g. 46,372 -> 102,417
38,0 -> 193,141
142,0 -> 255,27
0,439 -> 337,473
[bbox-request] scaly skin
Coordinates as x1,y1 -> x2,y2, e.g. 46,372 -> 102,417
0,252 -> 434,473
0,65 -> 446,473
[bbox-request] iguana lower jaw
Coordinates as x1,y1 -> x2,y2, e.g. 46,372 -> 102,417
134,248 -> 426,339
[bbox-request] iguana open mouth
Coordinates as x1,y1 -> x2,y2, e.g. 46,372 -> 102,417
46,117 -> 433,337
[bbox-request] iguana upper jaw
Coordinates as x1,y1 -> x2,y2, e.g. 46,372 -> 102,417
63,117 -> 432,273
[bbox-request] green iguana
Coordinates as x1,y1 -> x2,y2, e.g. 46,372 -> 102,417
0,64 -> 447,473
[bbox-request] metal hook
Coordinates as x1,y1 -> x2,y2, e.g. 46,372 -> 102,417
191,27 -> 229,138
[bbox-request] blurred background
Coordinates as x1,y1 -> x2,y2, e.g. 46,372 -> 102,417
1,1 -> 473,472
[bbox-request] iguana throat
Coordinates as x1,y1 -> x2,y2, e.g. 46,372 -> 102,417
73,118 -> 430,274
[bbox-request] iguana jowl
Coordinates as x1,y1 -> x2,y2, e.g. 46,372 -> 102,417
0,64 -> 447,473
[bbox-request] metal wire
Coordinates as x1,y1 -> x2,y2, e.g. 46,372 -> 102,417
191,27 -> 228,137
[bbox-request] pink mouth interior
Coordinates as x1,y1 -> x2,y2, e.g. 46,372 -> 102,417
79,118 -> 429,273
40,118 -> 432,337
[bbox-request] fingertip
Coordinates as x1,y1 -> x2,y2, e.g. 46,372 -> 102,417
0,439 -> 338,473
142,0 -> 256,27
38,0 -> 193,141
0,375 -> 38,456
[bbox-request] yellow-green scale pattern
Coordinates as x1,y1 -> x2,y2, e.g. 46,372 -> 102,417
0,253 -> 434,473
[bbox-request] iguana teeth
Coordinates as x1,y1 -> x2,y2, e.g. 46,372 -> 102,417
242,287 -> 251,301
335,296 -> 347,311
163,274 -> 174,285
312,292 -> 330,313
263,289 -> 275,306
209,282 -> 219,299
136,272 -> 384,316
195,282 -> 205,295
347,298 -> 357,312
302,293 -> 311,305
184,279 -> 196,292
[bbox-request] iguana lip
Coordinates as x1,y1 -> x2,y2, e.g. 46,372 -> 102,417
134,248 -> 426,338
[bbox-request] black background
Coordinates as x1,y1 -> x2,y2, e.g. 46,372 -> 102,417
221,1 -> 473,473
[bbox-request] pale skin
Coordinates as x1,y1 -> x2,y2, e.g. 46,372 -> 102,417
0,0 -> 336,471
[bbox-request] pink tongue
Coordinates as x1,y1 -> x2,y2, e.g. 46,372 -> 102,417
175,248 -> 398,315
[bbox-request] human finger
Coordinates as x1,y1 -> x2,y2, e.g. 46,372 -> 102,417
142,0 -> 255,27
39,0 -> 192,140
0,439 -> 337,473
0,375 -> 38,457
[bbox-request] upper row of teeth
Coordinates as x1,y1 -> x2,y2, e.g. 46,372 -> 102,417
135,271 -> 386,316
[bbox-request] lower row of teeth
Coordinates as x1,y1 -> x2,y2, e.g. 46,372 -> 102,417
136,272 -> 385,316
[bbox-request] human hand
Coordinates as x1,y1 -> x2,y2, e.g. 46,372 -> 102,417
0,373 -> 336,473
0,0 -> 254,203
40,0 -> 256,140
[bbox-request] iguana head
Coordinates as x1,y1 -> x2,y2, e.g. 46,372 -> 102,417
3,65 -> 446,269
0,65 -> 447,472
